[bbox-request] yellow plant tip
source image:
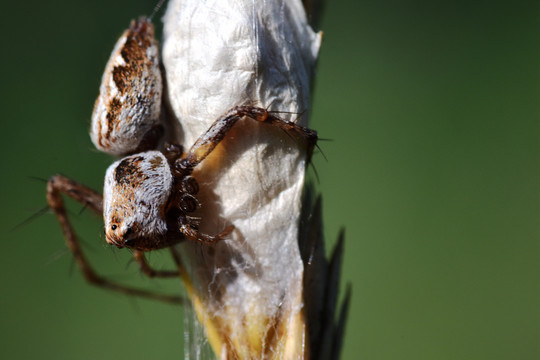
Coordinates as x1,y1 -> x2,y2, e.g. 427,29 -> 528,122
179,269 -> 309,359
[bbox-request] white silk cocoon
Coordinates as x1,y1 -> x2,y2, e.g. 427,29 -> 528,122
162,0 -> 321,353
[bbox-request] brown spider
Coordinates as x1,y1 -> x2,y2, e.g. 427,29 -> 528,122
47,105 -> 317,304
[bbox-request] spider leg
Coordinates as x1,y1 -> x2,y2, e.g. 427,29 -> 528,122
176,105 -> 318,173
47,175 -> 184,304
180,223 -> 235,245
132,250 -> 180,278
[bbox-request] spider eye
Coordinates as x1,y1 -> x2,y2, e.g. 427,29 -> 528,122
111,224 -> 118,230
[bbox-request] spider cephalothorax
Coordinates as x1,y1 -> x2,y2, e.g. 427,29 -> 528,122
103,151 -> 173,250
102,145 -> 232,251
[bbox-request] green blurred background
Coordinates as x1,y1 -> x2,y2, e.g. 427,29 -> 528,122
1,0 -> 538,359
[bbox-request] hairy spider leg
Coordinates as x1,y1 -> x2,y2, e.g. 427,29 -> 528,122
47,174 -> 184,304
179,105 -> 317,171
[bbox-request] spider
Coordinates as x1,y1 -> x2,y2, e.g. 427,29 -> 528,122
46,18 -> 317,303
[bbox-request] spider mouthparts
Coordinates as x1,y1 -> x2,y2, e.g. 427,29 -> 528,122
105,237 -> 124,249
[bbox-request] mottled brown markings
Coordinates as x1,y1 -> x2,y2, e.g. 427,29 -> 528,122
114,156 -> 145,186
148,155 -> 163,170
121,21 -> 153,64
111,215 -> 121,225
112,65 -> 130,94
108,19 -> 156,128
105,97 -> 123,139
118,19 -> 154,84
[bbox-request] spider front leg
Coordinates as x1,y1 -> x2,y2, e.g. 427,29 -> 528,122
176,105 -> 318,174
179,223 -> 235,245
46,175 -> 183,304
